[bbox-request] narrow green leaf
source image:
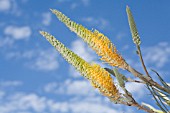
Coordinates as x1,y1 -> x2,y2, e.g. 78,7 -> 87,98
151,69 -> 170,90
142,103 -> 164,113
113,68 -> 125,88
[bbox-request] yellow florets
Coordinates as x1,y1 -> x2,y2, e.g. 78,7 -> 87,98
51,9 -> 128,69
40,31 -> 119,98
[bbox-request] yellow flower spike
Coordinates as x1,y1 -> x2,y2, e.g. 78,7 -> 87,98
40,31 -> 119,98
51,9 -> 128,69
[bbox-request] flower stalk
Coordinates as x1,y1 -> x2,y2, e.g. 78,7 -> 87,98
38,5 -> 170,113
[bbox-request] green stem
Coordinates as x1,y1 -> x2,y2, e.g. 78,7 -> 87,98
127,65 -> 170,94
137,45 -> 151,78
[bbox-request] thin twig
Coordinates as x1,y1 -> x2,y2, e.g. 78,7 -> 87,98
137,45 -> 151,79
133,102 -> 155,113
112,68 -> 155,113
104,67 -> 144,83
126,78 -> 145,84
127,65 -> 170,94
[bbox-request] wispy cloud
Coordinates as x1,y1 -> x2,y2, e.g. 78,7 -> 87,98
81,0 -> 90,6
0,90 -> 5,99
70,39 -> 97,62
29,49 -> 59,71
57,0 -> 90,7
0,90 -> 124,113
0,37 -> 14,48
43,78 -> 137,113
0,81 -> 22,88
0,79 -> 136,113
125,82 -> 146,99
69,66 -> 80,78
0,0 -> 21,16
42,12 -> 52,26
47,101 -> 121,113
116,32 -> 127,40
0,0 -> 11,11
70,3 -> 78,10
6,49 -> 59,71
143,42 -> 170,68
0,92 -> 47,113
44,79 -> 96,96
4,26 -> 32,40
81,17 -> 110,30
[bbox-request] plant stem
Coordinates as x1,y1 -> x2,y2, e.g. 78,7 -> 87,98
137,45 -> 151,78
114,99 -> 155,113
127,65 -> 170,94
132,102 -> 155,113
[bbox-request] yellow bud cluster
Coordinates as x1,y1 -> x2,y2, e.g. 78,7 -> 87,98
51,9 -> 128,69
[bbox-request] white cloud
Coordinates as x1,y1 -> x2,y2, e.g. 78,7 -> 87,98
6,50 -> 34,60
0,0 -> 11,11
70,3 -> 78,10
143,42 -> 170,68
69,66 -> 81,78
81,0 -> 90,6
0,93 -> 46,113
30,50 -> 58,71
43,79 -> 128,113
0,90 -> 124,113
0,37 -> 14,48
82,17 -> 109,30
42,12 -> 52,26
0,80 -> 22,99
125,82 -> 146,99
57,0 -> 90,8
0,79 -> 140,113
0,91 -> 5,99
48,101 -> 121,113
4,26 -> 32,40
44,79 -> 144,113
0,0 -> 21,16
6,49 -> 59,71
44,80 -> 96,96
116,32 -> 127,40
71,39 -> 97,62
0,81 -> 22,88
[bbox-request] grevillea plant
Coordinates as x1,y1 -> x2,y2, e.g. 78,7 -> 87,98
40,6 -> 170,113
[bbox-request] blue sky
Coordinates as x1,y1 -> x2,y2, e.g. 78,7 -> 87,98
0,0 -> 170,113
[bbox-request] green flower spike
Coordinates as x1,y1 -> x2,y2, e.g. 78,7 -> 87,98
126,6 -> 141,45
